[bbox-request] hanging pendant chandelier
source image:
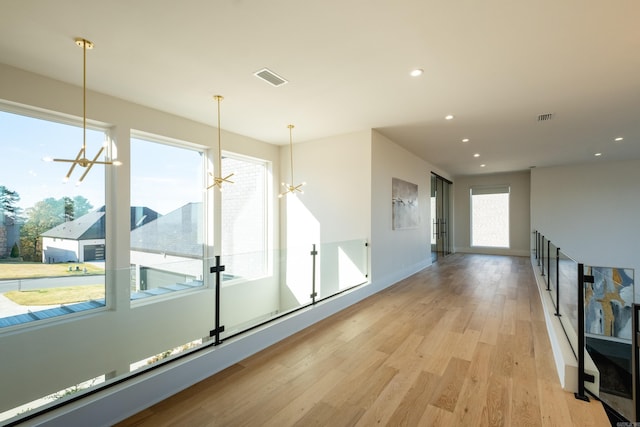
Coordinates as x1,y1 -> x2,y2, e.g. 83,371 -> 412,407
279,124 -> 305,198
208,95 -> 234,191
47,38 -> 120,185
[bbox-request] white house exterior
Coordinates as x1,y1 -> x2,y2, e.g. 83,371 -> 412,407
41,211 -> 106,263
41,207 -> 159,264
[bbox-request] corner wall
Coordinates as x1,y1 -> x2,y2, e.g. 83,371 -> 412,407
531,160 -> 640,297
371,130 -> 436,285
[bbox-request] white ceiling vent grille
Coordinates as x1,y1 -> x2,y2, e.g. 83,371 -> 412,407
537,113 -> 554,122
254,68 -> 288,87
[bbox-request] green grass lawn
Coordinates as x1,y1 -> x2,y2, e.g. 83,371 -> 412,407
1,262 -> 106,306
4,284 -> 105,305
0,262 -> 104,279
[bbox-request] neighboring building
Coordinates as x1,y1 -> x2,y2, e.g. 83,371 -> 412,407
130,202 -> 203,291
40,203 -> 202,292
0,214 -> 20,259
41,206 -> 159,263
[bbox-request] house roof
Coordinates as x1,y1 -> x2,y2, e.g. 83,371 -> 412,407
41,211 -> 106,240
41,206 -> 159,240
130,202 -> 203,258
41,204 -> 201,258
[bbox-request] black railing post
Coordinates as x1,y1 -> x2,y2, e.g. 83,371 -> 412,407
310,244 -> 318,304
209,255 -> 225,346
555,247 -> 561,317
536,231 -> 540,265
575,263 -> 591,402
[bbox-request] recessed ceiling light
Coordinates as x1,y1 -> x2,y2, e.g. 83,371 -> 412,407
445,115 -> 454,120
594,152 -> 602,157
410,68 -> 424,77
473,153 -> 480,157
614,137 -> 624,142
462,138 -> 470,143
480,164 -> 486,168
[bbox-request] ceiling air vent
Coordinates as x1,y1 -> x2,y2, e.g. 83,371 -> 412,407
537,113 -> 554,122
254,68 -> 288,87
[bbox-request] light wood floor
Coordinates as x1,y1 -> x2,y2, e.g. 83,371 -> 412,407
117,254 -> 610,426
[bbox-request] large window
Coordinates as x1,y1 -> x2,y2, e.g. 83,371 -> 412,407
221,154 -> 269,281
1,99 -> 278,426
0,107 -> 107,327
471,186 -> 510,248
129,134 -> 206,299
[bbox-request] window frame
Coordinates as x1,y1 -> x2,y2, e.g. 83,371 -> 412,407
128,130 -> 212,303
0,101 -> 111,328
470,185 -> 511,249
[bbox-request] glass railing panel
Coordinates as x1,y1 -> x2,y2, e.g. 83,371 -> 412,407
584,265 -> 635,420
558,250 -> 578,351
129,257 -> 205,302
0,264 -> 215,424
0,264 -> 114,423
543,237 -> 551,288
219,247 -> 313,339
317,239 -> 369,300
547,242 -> 558,310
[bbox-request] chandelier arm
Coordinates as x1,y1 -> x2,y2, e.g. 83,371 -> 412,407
62,147 -> 84,181
78,146 -> 105,183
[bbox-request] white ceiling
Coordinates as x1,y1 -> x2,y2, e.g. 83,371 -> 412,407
1,0 -> 639,177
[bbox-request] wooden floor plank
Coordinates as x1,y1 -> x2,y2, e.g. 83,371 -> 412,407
115,254 -> 610,427
387,370 -> 440,426
430,357 -> 471,412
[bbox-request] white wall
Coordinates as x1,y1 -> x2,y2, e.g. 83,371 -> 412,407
454,171 -> 531,256
280,130 -> 372,243
371,130 -> 436,286
278,130 -> 372,309
531,160 -> 640,297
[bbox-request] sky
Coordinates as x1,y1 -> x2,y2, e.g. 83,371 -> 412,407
0,109 -> 203,216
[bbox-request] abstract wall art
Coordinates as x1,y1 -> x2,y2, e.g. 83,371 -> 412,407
585,266 -> 634,340
392,177 -> 419,230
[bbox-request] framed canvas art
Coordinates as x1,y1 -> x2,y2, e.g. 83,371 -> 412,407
392,177 -> 419,230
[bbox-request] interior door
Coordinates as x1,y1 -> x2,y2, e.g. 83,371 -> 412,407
431,173 -> 452,261
431,174 -> 438,262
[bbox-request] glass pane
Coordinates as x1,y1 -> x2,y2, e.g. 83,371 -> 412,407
218,239 -> 369,340
317,239 -> 368,299
0,109 -> 106,328
221,155 -> 268,279
130,137 -> 205,300
547,242 -> 558,310
558,250 -> 578,337
219,247 -> 312,339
